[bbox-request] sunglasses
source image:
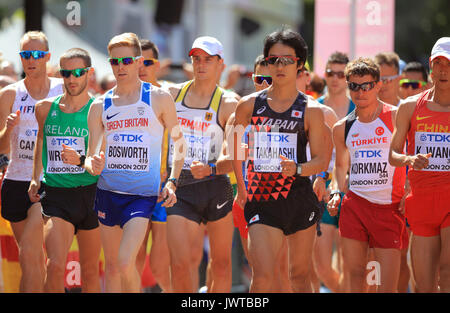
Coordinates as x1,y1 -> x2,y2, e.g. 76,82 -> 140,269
252,74 -> 272,85
108,56 -> 141,66
347,81 -> 378,92
19,50 -> 49,60
143,58 -> 159,67
381,74 -> 400,84
265,56 -> 299,66
59,67 -> 90,78
399,79 -> 427,89
325,69 -> 345,79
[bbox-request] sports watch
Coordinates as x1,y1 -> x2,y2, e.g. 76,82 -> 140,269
77,155 -> 86,167
317,171 -> 329,181
296,163 -> 302,176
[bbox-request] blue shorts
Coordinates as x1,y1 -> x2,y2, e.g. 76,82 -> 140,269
94,188 -> 157,228
151,200 -> 167,223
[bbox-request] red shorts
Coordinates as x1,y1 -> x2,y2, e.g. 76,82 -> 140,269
405,186 -> 450,237
339,191 -> 409,249
232,200 -> 248,239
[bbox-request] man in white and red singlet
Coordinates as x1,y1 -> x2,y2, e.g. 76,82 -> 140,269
389,37 -> 450,293
328,57 -> 408,293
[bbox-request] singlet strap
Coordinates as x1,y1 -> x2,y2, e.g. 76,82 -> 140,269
344,109 -> 357,142
209,86 -> 224,113
104,89 -> 114,111
174,80 -> 193,103
141,82 -> 152,106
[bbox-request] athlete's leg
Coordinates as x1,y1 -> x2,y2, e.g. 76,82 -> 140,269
373,248 -> 401,292
286,224 -> 316,293
206,212 -> 234,293
191,223 -> 206,291
341,237 -> 369,292
149,222 -> 172,292
10,203 -> 45,292
439,226 -> 450,292
398,244 -> 411,292
43,217 -> 75,292
313,224 -> 341,292
248,224 -> 284,293
136,223 -> 151,278
273,239 -> 291,292
410,234 -> 440,292
119,217 -> 150,292
77,227 -> 101,293
100,224 -> 123,292
167,215 -> 202,292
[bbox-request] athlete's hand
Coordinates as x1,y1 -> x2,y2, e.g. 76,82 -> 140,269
236,186 -> 247,209
89,151 -> 105,176
190,161 -> 211,179
160,182 -> 177,207
313,176 -> 326,201
408,153 -> 432,170
61,144 -> 81,165
327,193 -> 341,217
28,180 -> 41,203
6,110 -> 20,131
398,183 -> 411,214
280,155 -> 296,177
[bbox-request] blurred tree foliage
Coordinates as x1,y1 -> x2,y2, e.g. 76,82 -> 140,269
301,0 -> 450,71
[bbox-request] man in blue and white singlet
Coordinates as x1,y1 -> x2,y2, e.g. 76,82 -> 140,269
84,33 -> 185,293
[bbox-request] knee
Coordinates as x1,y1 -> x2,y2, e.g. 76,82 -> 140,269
46,258 -> 66,278
210,257 -> 231,279
80,261 -> 99,280
289,267 -> 310,288
104,259 -> 121,277
19,244 -> 42,268
170,257 -> 191,276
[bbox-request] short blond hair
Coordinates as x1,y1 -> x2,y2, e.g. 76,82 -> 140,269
107,33 -> 141,57
20,31 -> 49,51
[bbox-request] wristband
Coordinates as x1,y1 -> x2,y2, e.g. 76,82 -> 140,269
330,190 -> 341,197
208,163 -> 217,176
167,177 -> 178,187
77,155 -> 86,167
317,171 -> 329,181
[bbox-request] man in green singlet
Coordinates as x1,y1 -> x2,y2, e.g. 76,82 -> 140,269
28,48 -> 101,292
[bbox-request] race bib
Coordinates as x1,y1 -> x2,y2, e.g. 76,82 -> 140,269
46,136 -> 85,174
415,132 -> 450,172
252,132 -> 297,172
16,127 -> 37,161
168,133 -> 211,170
106,131 -> 151,172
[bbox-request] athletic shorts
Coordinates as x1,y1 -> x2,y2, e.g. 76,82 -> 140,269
94,188 -> 157,228
41,183 -> 98,233
244,178 -> 321,236
165,176 -> 234,224
232,200 -> 248,239
151,200 -> 167,223
405,186 -> 450,237
339,191 -> 409,249
1,179 -> 44,223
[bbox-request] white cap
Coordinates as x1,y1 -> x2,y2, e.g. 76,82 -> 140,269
189,36 -> 224,59
430,37 -> 450,62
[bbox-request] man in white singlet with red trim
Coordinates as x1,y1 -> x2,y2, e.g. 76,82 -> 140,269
328,57 -> 409,292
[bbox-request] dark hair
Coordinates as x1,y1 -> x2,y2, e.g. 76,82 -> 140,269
139,39 -> 159,59
253,54 -> 268,72
60,48 -> 91,68
374,52 -> 399,73
345,57 -> 380,81
326,51 -> 349,66
402,61 -> 428,82
263,28 -> 307,67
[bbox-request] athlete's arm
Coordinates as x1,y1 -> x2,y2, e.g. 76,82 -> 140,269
297,106 -> 332,177
154,87 -> 186,207
28,99 -> 52,202
232,95 -> 254,208
327,119 -> 349,216
0,86 -> 17,154
84,97 -> 105,176
389,99 -> 431,169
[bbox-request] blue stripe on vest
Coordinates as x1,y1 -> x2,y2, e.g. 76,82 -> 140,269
141,82 -> 151,106
104,89 -> 114,111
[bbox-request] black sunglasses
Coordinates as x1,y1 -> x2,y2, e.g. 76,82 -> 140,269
347,81 -> 378,92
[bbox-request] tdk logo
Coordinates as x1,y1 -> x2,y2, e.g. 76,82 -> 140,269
261,134 -> 289,143
114,134 -> 143,142
186,135 -> 206,144
51,138 -> 78,146
422,134 -> 450,143
355,150 -> 382,158
25,129 -> 38,136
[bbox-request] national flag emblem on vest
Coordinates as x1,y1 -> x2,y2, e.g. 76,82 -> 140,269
291,110 -> 302,118
205,112 -> 213,121
249,214 -> 260,224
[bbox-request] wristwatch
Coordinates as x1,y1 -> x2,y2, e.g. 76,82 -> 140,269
317,171 -> 329,181
167,177 -> 178,187
330,190 -> 341,197
209,163 -> 217,176
77,155 -> 86,167
296,163 -> 302,176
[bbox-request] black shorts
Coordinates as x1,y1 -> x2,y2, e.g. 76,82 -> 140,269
1,179 -> 44,223
41,183 -> 99,233
166,175 -> 234,224
244,177 -> 321,235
